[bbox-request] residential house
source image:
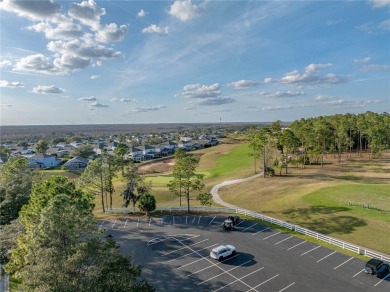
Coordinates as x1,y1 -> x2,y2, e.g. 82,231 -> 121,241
64,156 -> 89,170
27,153 -> 61,169
70,140 -> 83,147
159,140 -> 178,152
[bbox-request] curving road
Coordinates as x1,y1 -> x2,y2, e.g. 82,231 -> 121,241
210,173 -> 263,208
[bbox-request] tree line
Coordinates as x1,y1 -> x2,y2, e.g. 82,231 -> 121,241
247,112 -> 390,177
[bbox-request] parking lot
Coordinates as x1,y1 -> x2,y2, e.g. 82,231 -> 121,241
100,215 -> 390,291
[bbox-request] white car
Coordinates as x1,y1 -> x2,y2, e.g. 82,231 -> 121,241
210,245 -> 236,260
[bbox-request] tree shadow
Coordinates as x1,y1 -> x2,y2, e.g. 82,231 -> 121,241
282,205 -> 367,235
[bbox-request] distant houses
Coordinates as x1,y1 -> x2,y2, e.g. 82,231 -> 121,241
1,131 -> 222,169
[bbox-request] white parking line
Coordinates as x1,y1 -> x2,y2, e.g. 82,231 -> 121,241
209,216 -> 216,225
374,273 -> 390,287
242,223 -> 257,232
124,219 -> 128,227
287,241 -> 306,250
213,267 -> 264,292
99,221 -> 105,228
278,282 -> 295,292
137,219 -> 140,227
317,251 -> 336,263
162,239 -> 209,256
112,220 -> 116,228
178,257 -> 206,269
300,245 -> 320,256
198,260 -> 253,285
198,216 -> 201,225
167,243 -> 218,262
247,274 -> 279,291
251,227 -> 270,235
149,218 -> 151,226
263,231 -> 281,240
174,238 -> 257,291
187,254 -> 240,275
275,235 -> 293,245
192,217 -> 196,224
235,220 -> 245,227
353,269 -> 365,278
333,257 -> 353,270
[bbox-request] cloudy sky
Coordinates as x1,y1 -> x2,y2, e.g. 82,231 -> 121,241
1,0 -> 389,125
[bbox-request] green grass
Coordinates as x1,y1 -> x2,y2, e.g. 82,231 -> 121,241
303,184 -> 390,220
198,143 -> 254,179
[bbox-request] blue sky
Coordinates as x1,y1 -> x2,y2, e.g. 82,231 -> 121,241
1,0 -> 389,125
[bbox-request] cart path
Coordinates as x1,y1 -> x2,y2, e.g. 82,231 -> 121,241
210,173 -> 263,209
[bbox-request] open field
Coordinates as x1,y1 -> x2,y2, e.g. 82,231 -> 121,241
218,151 -> 390,254
42,142 -> 390,254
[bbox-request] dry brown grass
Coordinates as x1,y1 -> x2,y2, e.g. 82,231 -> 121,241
219,151 -> 390,253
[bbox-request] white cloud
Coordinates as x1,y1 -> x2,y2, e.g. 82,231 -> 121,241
13,39 -> 122,75
370,0 -> 390,8
196,97 -> 235,106
68,0 -> 106,31
326,19 -> 342,26
120,98 -> 135,102
95,23 -> 128,43
32,85 -> 66,94
0,0 -> 60,21
27,21 -> 83,40
89,101 -> 108,108
266,64 -> 350,85
361,64 -> 390,71
1,104 -> 12,108
168,0 -> 203,22
90,74 -> 100,80
184,105 -> 198,110
13,52 -> 92,75
249,105 -> 295,112
142,24 -> 169,35
128,105 -> 167,114
0,60 -> 12,68
379,19 -> 390,30
176,83 -> 221,99
137,9 -> 147,18
212,109 -> 232,113
356,22 -> 375,34
227,80 -> 261,90
14,54 -> 57,74
0,80 -> 24,88
110,98 -> 135,102
313,95 -> 334,102
47,39 -> 121,60
304,63 -> 332,73
259,91 -> 306,98
78,96 -> 96,101
353,57 -> 371,63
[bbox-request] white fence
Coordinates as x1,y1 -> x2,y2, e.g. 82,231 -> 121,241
109,205 -> 390,262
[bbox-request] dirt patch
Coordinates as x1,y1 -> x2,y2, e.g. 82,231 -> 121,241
138,158 -> 174,174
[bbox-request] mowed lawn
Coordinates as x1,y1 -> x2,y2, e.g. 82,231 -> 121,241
42,143 -> 390,254
219,152 -> 390,254
141,142 -> 255,207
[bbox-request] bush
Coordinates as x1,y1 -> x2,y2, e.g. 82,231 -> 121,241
265,167 -> 275,177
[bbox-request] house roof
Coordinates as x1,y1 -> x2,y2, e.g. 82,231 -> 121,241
67,156 -> 89,164
29,153 -> 52,159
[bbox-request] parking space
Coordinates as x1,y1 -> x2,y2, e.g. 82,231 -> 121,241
99,215 -> 389,291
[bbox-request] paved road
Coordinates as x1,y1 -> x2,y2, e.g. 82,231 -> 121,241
210,173 -> 263,208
